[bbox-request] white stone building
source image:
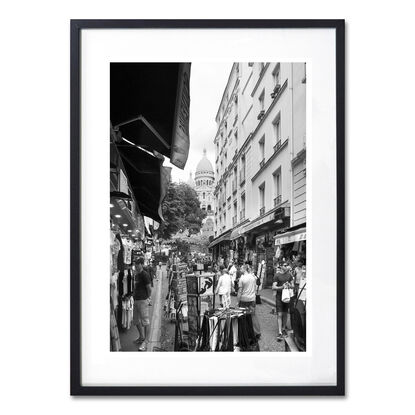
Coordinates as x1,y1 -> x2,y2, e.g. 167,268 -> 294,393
188,149 -> 216,238
210,62 -> 306,286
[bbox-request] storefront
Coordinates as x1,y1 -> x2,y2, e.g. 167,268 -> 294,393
274,225 -> 307,264
109,63 -> 192,351
208,229 -> 232,266
243,205 -> 291,287
229,219 -> 250,265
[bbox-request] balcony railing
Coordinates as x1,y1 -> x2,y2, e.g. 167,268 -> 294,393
232,216 -> 237,226
240,210 -> 245,221
274,194 -> 282,207
260,206 -> 265,216
257,110 -> 265,120
273,140 -> 282,152
259,158 -> 265,168
270,84 -> 281,99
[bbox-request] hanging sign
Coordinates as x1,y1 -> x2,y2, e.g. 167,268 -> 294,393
198,273 -> 215,297
177,271 -> 188,303
170,63 -> 191,169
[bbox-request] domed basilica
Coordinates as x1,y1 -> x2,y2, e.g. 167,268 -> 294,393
187,149 -> 215,237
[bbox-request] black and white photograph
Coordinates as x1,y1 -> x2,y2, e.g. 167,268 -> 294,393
110,62 -> 307,353
5,0 -> 415,410
71,20 -> 343,394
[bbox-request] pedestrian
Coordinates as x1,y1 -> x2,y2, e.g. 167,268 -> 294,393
215,265 -> 232,309
293,258 -> 305,295
228,261 -> 237,294
233,264 -> 242,296
132,257 -> 152,351
237,264 -> 261,339
272,261 -> 294,341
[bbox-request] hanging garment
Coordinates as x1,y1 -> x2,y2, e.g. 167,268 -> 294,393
127,269 -> 133,294
208,316 -> 219,352
116,233 -> 125,272
232,316 -> 239,351
122,273 -> 128,297
110,298 -> 121,351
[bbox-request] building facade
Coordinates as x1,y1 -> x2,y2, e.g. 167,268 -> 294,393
210,62 -> 306,286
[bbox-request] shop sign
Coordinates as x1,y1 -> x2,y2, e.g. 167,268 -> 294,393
177,272 -> 187,302
198,273 -> 215,297
170,63 -> 191,169
274,230 -> 306,245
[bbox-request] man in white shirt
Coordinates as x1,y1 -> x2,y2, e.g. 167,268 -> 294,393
215,265 -> 232,308
237,265 -> 261,338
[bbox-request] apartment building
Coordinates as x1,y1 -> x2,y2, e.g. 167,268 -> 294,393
209,62 -> 306,286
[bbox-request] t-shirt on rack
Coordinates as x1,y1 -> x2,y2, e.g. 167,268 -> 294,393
196,307 -> 259,352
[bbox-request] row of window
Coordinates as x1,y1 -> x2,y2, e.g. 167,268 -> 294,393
215,193 -> 246,231
195,179 -> 214,187
258,112 -> 282,163
258,171 -> 282,212
198,191 -> 213,201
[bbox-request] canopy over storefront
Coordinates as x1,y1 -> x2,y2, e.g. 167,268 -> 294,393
110,63 -> 191,169
208,230 -> 232,248
230,221 -> 250,240
274,226 -> 306,245
116,143 -> 170,223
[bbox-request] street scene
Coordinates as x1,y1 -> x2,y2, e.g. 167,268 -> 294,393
110,62 -> 306,352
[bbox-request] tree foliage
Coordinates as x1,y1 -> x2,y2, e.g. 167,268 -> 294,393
158,182 -> 207,240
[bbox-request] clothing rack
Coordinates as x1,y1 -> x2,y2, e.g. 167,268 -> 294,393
196,307 -> 259,352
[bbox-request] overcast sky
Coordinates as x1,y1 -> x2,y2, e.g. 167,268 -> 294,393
165,62 -> 232,182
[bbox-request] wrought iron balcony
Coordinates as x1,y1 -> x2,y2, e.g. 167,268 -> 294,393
274,194 -> 282,207
274,140 -> 282,152
257,110 -> 265,120
270,84 -> 281,99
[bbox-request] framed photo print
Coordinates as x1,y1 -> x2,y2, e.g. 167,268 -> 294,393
71,19 -> 345,395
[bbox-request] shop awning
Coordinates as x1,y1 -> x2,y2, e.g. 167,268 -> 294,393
116,143 -> 170,223
244,210 -> 276,234
208,230 -> 232,248
111,63 -> 191,169
274,227 -> 306,245
230,221 -> 250,240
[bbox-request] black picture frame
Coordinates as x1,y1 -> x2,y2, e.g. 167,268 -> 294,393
70,19 -> 345,396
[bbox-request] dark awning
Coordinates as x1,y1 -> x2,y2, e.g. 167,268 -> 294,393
116,143 -> 170,223
110,63 -> 191,169
208,230 -> 232,248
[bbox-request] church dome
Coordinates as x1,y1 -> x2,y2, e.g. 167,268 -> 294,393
195,149 -> 214,176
